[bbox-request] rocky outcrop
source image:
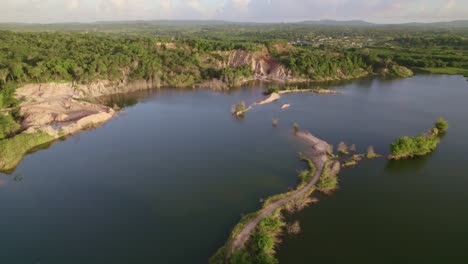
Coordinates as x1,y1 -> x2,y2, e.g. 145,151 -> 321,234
227,50 -> 256,69
224,49 -> 293,81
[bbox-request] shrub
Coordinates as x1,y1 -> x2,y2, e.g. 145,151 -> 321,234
390,134 -> 439,159
434,117 -> 449,133
293,123 -> 299,133
233,101 -> 247,116
366,145 -> 377,159
263,86 -> 280,95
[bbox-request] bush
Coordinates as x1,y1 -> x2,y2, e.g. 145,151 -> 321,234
366,145 -> 377,159
293,123 -> 299,133
263,86 -> 280,95
434,117 -> 449,133
233,101 -> 247,116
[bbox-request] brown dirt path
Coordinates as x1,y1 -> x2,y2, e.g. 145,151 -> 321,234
228,131 -> 330,255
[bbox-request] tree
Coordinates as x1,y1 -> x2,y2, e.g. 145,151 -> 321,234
28,66 -> 44,82
0,69 -> 9,83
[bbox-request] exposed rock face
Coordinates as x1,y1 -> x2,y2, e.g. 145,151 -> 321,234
225,49 -> 292,81
14,80 -> 136,139
16,79 -> 159,102
227,50 -> 256,69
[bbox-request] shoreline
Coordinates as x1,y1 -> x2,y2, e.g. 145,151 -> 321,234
234,88 -> 342,116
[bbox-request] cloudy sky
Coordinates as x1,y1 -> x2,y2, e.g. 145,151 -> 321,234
1,0 -> 467,23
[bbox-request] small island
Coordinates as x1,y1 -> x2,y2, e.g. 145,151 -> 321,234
389,118 -> 449,159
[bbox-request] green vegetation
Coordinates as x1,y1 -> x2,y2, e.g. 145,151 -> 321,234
209,212 -> 260,264
343,160 -> 358,167
317,162 -> 338,193
418,67 -> 468,78
390,119 -> 448,159
230,212 -> 284,264
1,24 -> 466,109
0,111 -> 20,140
233,101 -> 248,116
0,132 -> 54,171
210,156 -> 317,264
390,134 -> 440,159
435,117 -> 449,133
366,145 -> 378,159
293,123 -> 299,133
263,87 -> 280,95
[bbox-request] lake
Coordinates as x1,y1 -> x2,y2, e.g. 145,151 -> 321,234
1,75 -> 467,263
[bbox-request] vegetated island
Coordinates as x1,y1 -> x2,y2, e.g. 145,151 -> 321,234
389,118 -> 449,159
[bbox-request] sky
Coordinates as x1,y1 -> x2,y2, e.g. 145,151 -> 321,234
1,0 -> 467,24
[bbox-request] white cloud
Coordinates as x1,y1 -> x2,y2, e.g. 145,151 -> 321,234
0,0 -> 467,23
67,0 -> 80,10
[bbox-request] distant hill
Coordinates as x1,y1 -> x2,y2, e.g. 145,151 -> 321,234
300,20 -> 375,27
299,19 -> 468,28
1,19 -> 468,32
401,20 -> 468,29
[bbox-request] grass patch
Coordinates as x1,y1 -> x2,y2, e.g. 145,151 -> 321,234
0,132 -> 54,172
418,67 -> 468,77
0,111 -> 21,140
317,162 -> 338,193
343,160 -> 357,167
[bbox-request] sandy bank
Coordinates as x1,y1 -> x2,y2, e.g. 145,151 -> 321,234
278,88 -> 343,95
16,83 -> 120,139
234,88 -> 341,116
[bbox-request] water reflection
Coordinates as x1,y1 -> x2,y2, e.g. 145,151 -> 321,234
384,154 -> 432,174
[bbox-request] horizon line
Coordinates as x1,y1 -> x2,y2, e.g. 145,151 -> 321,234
1,18 -> 467,26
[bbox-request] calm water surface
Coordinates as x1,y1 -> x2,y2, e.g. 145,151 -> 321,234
0,75 -> 467,263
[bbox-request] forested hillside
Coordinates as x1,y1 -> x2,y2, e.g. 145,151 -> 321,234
1,23 -> 467,110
